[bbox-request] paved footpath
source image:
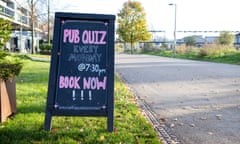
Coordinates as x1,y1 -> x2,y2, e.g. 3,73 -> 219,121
115,54 -> 240,144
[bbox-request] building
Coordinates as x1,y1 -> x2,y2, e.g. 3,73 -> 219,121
234,33 -> 240,48
0,0 -> 41,53
204,36 -> 218,44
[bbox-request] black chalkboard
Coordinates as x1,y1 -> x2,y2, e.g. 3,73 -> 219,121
44,12 -> 115,132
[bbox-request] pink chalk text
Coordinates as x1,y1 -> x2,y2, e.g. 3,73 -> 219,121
59,76 -> 81,89
63,29 -> 106,44
59,76 -> 107,90
83,76 -> 107,90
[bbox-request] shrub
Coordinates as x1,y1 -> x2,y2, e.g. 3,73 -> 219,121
176,45 -> 199,55
0,50 -> 9,58
39,43 -> 52,54
176,45 -> 188,54
0,50 -> 23,80
199,44 -> 236,57
143,43 -> 155,52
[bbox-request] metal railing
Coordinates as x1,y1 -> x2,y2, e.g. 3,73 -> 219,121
0,5 -> 14,18
0,4 -> 29,25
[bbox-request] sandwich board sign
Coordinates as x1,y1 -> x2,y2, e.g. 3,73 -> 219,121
44,12 -> 115,132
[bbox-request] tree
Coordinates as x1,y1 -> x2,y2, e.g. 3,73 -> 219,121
29,0 -> 46,54
0,18 -> 12,50
184,36 -> 196,46
117,0 -> 151,54
217,31 -> 235,46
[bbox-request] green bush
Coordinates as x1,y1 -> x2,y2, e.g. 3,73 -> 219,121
0,50 -> 23,80
0,50 -> 9,58
39,43 -> 52,53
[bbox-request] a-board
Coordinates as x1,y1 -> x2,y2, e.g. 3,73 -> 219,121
44,12 -> 115,132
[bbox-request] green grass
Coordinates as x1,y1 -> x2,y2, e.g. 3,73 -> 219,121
142,50 -> 240,65
201,52 -> 240,65
0,56 -> 161,144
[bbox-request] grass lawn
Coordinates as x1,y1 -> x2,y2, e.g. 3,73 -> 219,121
0,56 -> 161,144
142,50 -> 240,65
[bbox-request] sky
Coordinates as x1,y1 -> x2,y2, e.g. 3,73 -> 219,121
50,0 -> 240,39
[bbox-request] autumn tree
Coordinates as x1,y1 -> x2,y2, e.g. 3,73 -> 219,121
217,31 -> 235,46
0,18 -> 12,50
117,0 -> 151,54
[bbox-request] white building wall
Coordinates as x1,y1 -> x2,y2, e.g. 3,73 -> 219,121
0,0 -> 40,53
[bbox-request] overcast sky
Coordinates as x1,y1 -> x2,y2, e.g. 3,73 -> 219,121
50,0 -> 240,39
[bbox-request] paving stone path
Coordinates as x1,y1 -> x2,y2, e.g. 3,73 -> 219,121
116,54 -> 240,144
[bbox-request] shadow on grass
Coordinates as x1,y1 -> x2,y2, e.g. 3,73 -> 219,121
0,116 -> 111,144
0,123 -> 107,144
17,104 -> 46,114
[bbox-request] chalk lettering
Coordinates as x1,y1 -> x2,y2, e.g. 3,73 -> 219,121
73,45 -> 98,53
83,76 -> 107,90
68,53 -> 102,63
78,63 -> 85,71
99,31 -> 107,45
63,29 -> 80,43
77,63 -> 106,76
59,76 -> 80,89
82,30 -> 106,45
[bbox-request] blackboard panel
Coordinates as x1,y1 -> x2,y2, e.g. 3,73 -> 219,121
55,20 -> 108,110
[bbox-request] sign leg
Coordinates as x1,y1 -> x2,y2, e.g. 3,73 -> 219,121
44,111 -> 52,131
107,109 -> 114,132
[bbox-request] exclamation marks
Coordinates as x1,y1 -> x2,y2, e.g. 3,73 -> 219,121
72,90 -> 76,100
72,90 -> 93,101
81,90 -> 84,100
89,91 -> 92,101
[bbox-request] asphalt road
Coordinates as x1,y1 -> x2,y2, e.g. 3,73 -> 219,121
115,54 -> 240,144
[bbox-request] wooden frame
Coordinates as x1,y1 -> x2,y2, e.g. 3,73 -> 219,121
0,78 -> 16,122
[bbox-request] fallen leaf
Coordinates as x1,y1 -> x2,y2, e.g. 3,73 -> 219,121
114,127 -> 118,133
160,118 -> 168,122
100,135 -> 105,141
52,127 -> 59,132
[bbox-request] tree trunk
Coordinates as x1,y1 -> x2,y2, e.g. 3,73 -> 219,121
31,23 -> 35,54
31,0 -> 35,54
130,42 -> 133,54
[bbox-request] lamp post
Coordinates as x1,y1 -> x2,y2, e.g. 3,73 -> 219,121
169,3 -> 177,57
48,0 -> 50,44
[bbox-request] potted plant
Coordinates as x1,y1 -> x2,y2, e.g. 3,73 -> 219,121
0,50 -> 23,122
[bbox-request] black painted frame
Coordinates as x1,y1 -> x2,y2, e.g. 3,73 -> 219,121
44,12 -> 115,132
